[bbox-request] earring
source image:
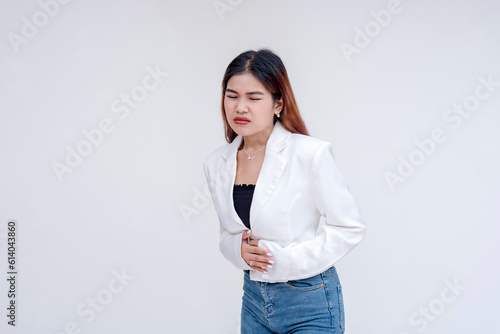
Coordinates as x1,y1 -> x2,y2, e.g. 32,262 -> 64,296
276,113 -> 280,118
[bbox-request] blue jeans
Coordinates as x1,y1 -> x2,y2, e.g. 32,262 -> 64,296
241,265 -> 345,333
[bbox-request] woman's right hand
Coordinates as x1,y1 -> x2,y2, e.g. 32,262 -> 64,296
241,230 -> 275,273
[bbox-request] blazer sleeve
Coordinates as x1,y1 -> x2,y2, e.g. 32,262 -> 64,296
203,158 -> 253,272
218,229 -> 253,271
258,142 -> 367,282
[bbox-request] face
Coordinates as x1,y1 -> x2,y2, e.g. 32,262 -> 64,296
224,72 -> 283,138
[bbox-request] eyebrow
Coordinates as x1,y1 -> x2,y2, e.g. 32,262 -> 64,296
225,88 -> 265,95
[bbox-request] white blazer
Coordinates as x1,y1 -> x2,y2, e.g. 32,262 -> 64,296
203,121 -> 366,283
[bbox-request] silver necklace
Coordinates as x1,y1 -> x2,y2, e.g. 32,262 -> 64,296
243,145 -> 266,160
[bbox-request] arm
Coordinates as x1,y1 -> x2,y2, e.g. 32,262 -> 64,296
203,158 -> 253,271
258,142 -> 367,281
219,227 -> 253,271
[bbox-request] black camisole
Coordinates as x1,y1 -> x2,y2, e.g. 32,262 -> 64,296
233,184 -> 256,229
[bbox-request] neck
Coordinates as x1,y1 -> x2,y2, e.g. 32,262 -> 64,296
241,124 -> 274,151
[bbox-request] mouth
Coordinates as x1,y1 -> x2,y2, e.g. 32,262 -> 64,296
234,117 -> 250,125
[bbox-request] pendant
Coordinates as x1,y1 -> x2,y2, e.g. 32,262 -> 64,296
248,155 -> 251,160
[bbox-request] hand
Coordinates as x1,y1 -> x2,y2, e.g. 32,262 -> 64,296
241,230 -> 274,273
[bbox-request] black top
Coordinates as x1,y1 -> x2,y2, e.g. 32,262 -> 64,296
233,184 -> 256,229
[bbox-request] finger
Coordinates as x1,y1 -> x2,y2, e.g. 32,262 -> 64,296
245,253 -> 274,268
248,241 -> 273,256
248,260 -> 270,273
241,230 -> 252,240
251,255 -> 275,266
249,258 -> 274,272
249,239 -> 259,247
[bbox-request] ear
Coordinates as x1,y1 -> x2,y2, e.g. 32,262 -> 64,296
274,98 -> 283,112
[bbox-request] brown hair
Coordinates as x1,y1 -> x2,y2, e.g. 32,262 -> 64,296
220,48 -> 309,143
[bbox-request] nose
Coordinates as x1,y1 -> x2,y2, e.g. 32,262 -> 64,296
235,98 -> 248,113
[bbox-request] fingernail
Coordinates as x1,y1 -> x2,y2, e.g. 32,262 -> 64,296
267,253 -> 272,256
267,265 -> 273,268
268,260 -> 274,264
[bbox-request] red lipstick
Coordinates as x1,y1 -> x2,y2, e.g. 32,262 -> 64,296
234,117 -> 250,125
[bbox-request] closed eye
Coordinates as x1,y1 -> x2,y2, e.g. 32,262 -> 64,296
226,96 -> 261,101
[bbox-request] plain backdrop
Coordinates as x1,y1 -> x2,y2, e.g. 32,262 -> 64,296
1,0 -> 499,333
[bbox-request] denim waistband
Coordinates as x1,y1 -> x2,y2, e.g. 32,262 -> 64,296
243,265 -> 336,282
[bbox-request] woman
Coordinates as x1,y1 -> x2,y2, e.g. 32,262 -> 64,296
203,48 -> 366,333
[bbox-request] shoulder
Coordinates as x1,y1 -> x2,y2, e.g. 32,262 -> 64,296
203,142 -> 230,172
287,133 -> 333,159
204,143 -> 226,162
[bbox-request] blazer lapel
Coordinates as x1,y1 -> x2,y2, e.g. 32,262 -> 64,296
220,121 -> 290,228
249,147 -> 287,227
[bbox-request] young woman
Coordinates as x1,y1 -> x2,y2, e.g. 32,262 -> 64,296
203,48 -> 367,333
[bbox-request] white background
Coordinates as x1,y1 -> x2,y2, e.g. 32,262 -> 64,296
1,0 -> 499,333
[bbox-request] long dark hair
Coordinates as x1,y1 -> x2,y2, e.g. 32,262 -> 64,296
220,48 -> 309,143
